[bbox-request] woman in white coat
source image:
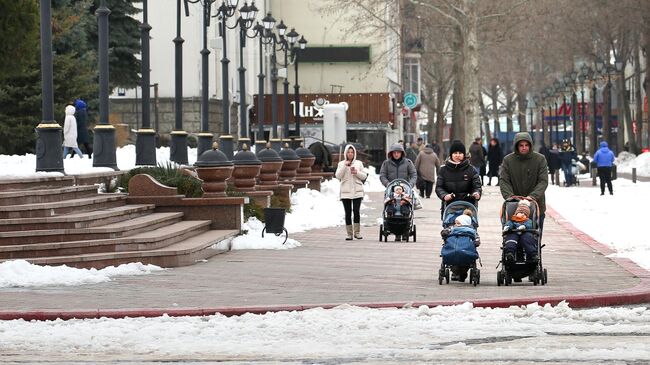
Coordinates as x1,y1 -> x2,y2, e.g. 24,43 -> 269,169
335,144 -> 368,240
62,104 -> 84,158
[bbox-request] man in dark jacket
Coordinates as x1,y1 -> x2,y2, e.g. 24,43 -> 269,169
499,132 -> 549,234
379,143 -> 418,187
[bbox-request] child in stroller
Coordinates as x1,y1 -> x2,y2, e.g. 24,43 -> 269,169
438,201 -> 481,285
379,179 -> 417,242
497,197 -> 547,286
384,184 -> 412,218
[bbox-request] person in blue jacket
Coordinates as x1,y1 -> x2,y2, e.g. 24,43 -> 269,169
593,141 -> 615,195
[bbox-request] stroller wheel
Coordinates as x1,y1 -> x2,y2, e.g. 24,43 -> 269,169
438,268 -> 445,285
496,271 -> 503,286
505,272 -> 512,286
412,224 -> 417,242
542,268 -> 548,285
444,268 -> 450,284
475,269 -> 480,285
379,224 -> 383,242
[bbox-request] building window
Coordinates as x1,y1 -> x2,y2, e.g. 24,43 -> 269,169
403,56 -> 420,98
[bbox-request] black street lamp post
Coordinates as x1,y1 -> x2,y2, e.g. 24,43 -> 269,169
281,28 -> 299,145
291,36 -> 307,149
228,2 -> 258,151
188,0 -> 217,157
216,0 -> 239,159
595,58 -> 623,152
170,0 -> 190,165
93,0 -> 118,169
35,0 -> 63,173
265,17 -> 287,151
591,75 -> 598,153
255,19 -> 271,152
579,64 -> 589,153
135,0 -> 156,166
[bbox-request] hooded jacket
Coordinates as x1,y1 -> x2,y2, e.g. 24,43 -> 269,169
499,132 -> 549,214
62,105 -> 79,148
379,143 -> 418,187
593,141 -> 615,167
335,144 -> 368,200
414,147 -> 441,182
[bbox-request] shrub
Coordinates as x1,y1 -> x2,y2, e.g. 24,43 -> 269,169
118,162 -> 203,197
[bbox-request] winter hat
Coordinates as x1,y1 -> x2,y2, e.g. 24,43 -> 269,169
514,200 -> 530,218
455,214 -> 472,226
449,140 -> 466,155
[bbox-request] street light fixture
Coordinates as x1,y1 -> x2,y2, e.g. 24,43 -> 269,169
281,27 -> 299,146
291,35 -> 308,148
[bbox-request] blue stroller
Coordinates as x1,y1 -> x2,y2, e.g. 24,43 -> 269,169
438,201 -> 481,286
379,179 -> 416,242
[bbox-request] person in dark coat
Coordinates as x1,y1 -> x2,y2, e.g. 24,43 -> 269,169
308,142 -> 333,172
547,143 -> 561,185
486,138 -> 503,186
559,140 -> 578,186
435,140 -> 482,282
593,141 -> 615,195
379,143 -> 418,187
74,99 -> 91,158
499,132 -> 549,235
468,137 -> 486,181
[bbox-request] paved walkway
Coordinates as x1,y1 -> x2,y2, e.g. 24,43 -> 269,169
1,181 -> 649,320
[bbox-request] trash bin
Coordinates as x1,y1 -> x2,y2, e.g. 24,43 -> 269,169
262,208 -> 288,244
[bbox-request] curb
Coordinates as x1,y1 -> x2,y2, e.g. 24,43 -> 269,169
1,205 -> 649,321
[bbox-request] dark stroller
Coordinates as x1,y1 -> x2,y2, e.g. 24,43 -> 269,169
496,196 -> 548,286
379,179 -> 416,242
438,201 -> 481,286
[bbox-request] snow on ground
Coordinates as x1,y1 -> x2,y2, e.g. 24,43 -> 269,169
0,261 -> 164,288
1,302 -> 650,361
617,151 -> 650,176
547,177 -> 650,270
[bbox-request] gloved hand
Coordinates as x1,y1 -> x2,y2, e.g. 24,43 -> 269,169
517,225 -> 526,231
502,226 -> 510,232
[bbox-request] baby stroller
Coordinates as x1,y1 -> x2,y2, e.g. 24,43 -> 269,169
438,201 -> 481,286
496,196 -> 548,286
379,178 -> 417,242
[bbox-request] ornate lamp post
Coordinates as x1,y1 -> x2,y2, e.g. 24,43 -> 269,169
281,28 -> 300,146
579,64 -> 590,153
595,58 -> 623,152
93,0 -> 118,169
35,0 -> 63,172
135,0 -> 156,166
170,0 -> 191,165
254,16 -> 273,152
264,16 -> 288,151
591,68 -> 599,153
291,36 -> 307,148
215,0 -> 240,159
187,0 -> 217,156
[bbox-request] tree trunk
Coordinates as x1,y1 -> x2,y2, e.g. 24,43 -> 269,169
506,87 -> 514,151
452,75 -> 462,141
634,36 -> 643,151
602,81 -> 611,149
491,86 -> 500,137
436,84 -> 446,155
517,93 -> 527,132
645,29 -> 650,149
620,64 -> 636,154
462,0 -> 480,144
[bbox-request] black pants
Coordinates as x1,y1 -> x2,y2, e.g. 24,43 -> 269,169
419,180 -> 434,198
342,198 -> 362,225
597,167 -> 613,194
504,232 -> 538,259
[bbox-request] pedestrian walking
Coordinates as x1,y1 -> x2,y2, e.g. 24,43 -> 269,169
486,138 -> 503,186
405,141 -> 419,162
62,104 -> 83,159
414,144 -> 441,198
593,141 -> 615,195
499,132 -> 549,234
435,139 -> 482,281
74,99 -> 92,158
559,140 -> 577,186
468,137 -> 485,180
547,143 -> 561,185
379,143 -> 418,187
335,144 -> 368,240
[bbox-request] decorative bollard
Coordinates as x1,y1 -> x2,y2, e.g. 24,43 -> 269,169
194,142 -> 234,197
231,144 -> 262,192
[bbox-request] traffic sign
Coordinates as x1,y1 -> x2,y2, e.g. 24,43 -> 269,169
403,92 -> 418,109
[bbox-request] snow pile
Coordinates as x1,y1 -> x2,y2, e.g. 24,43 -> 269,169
1,302 -> 650,361
231,217 -> 301,250
547,179 -> 650,269
0,260 -> 164,288
616,151 -> 650,176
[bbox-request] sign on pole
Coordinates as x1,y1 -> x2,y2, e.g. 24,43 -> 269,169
403,92 -> 418,110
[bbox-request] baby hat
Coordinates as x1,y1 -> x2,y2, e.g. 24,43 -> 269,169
455,214 -> 472,226
514,200 -> 530,217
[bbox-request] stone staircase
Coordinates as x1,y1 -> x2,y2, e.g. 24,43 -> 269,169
0,175 -> 237,269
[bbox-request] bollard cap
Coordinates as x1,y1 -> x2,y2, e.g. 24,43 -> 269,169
194,142 -> 233,167
233,144 -> 262,165
257,145 -> 283,162
279,143 -> 300,161
295,146 -> 314,159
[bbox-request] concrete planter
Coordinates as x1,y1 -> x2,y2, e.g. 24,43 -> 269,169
196,166 -> 234,197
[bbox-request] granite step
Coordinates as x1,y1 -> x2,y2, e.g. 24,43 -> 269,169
0,194 -> 127,219
7,228 -> 238,268
0,204 -> 156,232
0,185 -> 100,206
0,220 -> 214,259
0,176 -> 74,192
0,212 -> 184,245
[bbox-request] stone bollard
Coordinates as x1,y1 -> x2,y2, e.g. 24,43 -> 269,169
194,142 -> 234,197
632,167 -> 637,183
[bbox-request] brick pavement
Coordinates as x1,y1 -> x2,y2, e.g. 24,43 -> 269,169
0,183 -> 648,320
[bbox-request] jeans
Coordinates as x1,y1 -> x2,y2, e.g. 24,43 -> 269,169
342,197 -> 362,225
63,146 -> 84,159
